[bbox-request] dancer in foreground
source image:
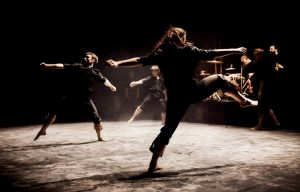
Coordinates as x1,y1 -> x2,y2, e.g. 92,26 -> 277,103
106,27 -> 257,173
34,52 -> 116,142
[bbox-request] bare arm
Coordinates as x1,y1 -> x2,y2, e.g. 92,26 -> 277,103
211,47 -> 247,58
163,89 -> 167,100
40,62 -> 64,69
106,57 -> 142,68
104,79 -> 117,91
130,80 -> 143,87
130,76 -> 151,87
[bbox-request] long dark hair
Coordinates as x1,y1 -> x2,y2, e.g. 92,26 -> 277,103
154,27 -> 192,49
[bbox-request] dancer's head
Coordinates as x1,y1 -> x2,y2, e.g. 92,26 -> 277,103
241,55 -> 251,65
150,65 -> 160,77
155,27 -> 190,49
84,52 -> 98,66
269,44 -> 278,55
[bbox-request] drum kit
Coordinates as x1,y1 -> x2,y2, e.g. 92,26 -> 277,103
195,60 -> 254,100
224,63 -> 254,96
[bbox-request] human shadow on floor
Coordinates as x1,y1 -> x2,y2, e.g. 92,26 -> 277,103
119,164 -> 235,180
3,141 -> 99,152
17,164 -> 238,192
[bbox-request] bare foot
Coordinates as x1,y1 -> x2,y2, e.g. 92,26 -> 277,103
147,165 -> 163,174
154,166 -> 163,171
34,130 -> 46,141
98,137 -> 105,142
128,118 -> 134,123
250,126 -> 265,131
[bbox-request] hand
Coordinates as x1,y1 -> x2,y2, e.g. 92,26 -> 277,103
110,85 -> 117,92
160,98 -> 167,103
236,47 -> 247,54
258,91 -> 262,98
275,63 -> 284,71
106,59 -> 119,68
130,81 -> 137,87
40,62 -> 46,68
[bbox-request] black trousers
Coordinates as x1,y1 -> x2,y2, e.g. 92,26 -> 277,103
139,93 -> 166,112
151,74 -> 237,147
46,96 -> 101,124
258,82 -> 275,114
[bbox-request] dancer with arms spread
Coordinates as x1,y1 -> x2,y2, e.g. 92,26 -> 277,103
34,52 -> 116,142
106,27 -> 257,173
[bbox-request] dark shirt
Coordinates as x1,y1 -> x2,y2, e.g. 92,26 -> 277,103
138,44 -> 215,93
141,76 -> 166,97
243,51 -> 274,82
269,52 -> 280,66
63,63 -> 107,98
243,60 -> 258,74
259,52 -> 277,82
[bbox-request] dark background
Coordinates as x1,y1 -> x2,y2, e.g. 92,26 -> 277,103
1,2 -> 299,128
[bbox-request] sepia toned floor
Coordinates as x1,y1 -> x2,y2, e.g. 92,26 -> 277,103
0,121 -> 299,192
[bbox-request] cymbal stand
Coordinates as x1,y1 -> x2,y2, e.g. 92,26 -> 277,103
240,64 -> 243,92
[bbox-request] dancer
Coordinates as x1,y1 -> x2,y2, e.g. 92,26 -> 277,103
242,48 -> 280,130
128,65 -> 167,124
34,52 -> 116,142
106,27 -> 257,173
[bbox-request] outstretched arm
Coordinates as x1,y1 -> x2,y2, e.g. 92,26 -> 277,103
104,79 -> 117,92
130,76 -> 151,87
40,62 -> 64,69
130,80 -> 143,88
211,47 -> 247,58
106,57 -> 142,68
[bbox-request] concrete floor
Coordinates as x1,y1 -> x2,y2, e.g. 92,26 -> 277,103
0,121 -> 299,192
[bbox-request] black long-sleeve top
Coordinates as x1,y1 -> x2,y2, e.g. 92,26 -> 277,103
63,63 -> 107,97
138,44 -> 216,93
141,76 -> 166,97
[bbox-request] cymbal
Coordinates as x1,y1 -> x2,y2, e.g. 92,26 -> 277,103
225,67 -> 236,71
199,73 -> 210,77
229,73 -> 241,76
196,71 -> 211,77
206,60 -> 223,64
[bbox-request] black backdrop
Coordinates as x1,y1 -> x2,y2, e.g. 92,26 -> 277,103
1,2 -> 298,128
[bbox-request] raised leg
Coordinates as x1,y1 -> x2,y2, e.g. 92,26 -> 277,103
34,113 -> 57,141
225,91 -> 258,108
128,106 -> 142,123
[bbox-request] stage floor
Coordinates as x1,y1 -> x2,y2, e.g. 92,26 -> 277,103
0,121 -> 300,191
